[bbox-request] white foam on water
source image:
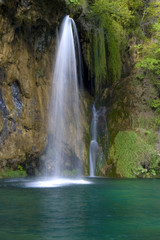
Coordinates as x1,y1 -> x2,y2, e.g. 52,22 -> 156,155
24,178 -> 92,188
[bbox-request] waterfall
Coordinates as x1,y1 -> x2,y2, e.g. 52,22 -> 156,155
89,104 -> 108,177
89,105 -> 99,177
46,15 -> 83,176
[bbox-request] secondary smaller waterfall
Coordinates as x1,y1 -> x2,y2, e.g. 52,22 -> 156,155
89,104 -> 108,176
90,105 -> 99,177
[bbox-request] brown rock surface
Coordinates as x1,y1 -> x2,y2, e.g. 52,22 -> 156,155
0,0 -> 68,173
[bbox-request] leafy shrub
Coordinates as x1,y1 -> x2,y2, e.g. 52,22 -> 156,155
149,99 -> 160,113
0,168 -> 27,179
136,58 -> 160,75
66,0 -> 79,6
150,99 -> 160,109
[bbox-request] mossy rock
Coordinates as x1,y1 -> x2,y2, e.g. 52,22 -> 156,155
110,130 -> 160,178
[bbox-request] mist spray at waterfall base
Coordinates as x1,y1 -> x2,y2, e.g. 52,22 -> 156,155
41,15 -> 83,179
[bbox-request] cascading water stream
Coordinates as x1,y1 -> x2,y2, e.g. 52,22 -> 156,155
46,15 -> 83,176
89,103 -> 108,177
89,104 -> 99,177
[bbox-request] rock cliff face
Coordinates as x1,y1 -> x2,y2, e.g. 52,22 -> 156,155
0,0 -> 69,174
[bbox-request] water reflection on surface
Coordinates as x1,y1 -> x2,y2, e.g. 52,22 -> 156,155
0,178 -> 160,240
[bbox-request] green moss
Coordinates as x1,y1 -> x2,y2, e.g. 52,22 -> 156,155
89,0 -> 132,85
106,20 -> 123,82
87,19 -> 123,90
87,28 -> 107,95
110,131 -> 160,178
110,131 -> 137,178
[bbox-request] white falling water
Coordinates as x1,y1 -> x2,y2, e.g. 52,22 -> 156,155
46,15 -> 82,176
89,105 -> 99,177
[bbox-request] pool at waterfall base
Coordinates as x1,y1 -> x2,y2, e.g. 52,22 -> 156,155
0,178 -> 160,240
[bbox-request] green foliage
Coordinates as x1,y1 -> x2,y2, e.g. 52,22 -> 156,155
88,0 -> 148,85
134,44 -> 143,55
17,165 -> 23,171
110,131 -> 160,178
87,0 -> 156,88
148,0 -> 160,21
66,0 -> 79,6
152,22 -> 160,36
134,0 -> 160,80
66,0 -> 87,7
133,114 -> 160,133
153,116 -> 160,128
127,0 -> 144,11
135,166 -> 157,177
150,99 -> 160,111
150,169 -> 156,176
136,57 -> 160,75
0,167 -> 27,179
136,73 -> 145,80
144,130 -> 158,146
90,0 -> 132,26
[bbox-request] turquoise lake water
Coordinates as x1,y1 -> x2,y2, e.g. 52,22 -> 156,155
0,177 -> 160,240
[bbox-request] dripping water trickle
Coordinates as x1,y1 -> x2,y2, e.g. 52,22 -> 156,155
89,104 -> 99,177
